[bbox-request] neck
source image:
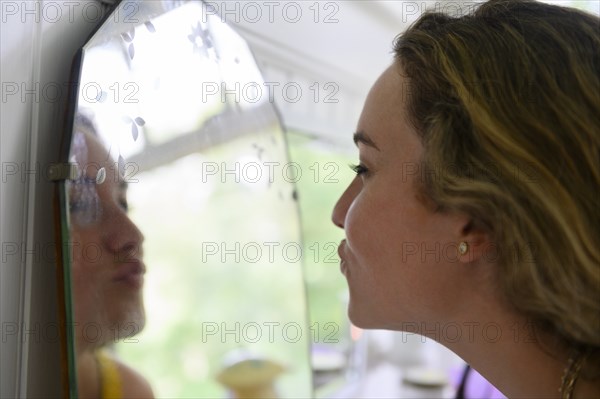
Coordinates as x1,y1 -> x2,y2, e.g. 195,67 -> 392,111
434,304 -> 599,398
76,347 -> 100,399
75,332 -> 107,399
450,320 -> 563,397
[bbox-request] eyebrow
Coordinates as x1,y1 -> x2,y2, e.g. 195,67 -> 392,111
353,131 -> 380,151
119,181 -> 128,191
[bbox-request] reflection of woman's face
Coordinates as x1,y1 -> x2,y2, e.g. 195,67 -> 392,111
69,131 -> 145,348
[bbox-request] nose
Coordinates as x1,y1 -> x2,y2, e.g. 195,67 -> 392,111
103,206 -> 144,260
332,177 -> 361,229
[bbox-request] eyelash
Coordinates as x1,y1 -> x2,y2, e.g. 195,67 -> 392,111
350,163 -> 368,176
119,198 -> 129,212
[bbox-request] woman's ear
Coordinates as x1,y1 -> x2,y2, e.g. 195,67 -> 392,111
457,220 -> 493,264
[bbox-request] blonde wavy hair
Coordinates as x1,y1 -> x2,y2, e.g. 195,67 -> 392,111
394,0 -> 600,377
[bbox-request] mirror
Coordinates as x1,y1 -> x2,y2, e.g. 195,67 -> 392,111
59,1 -> 311,397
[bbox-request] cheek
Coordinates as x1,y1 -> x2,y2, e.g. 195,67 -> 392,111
344,194 -> 374,256
344,190 -> 405,263
70,231 -> 105,302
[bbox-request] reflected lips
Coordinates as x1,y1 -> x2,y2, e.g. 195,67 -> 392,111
114,260 -> 145,289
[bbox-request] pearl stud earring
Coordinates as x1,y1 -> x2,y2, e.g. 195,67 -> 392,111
458,242 -> 469,255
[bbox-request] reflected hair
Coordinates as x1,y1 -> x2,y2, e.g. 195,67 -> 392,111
394,0 -> 600,378
73,109 -> 99,137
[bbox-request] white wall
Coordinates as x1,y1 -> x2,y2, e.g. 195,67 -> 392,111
1,1 -> 109,396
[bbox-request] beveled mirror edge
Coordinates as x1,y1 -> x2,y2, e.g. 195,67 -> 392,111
53,46 -> 85,399
275,109 -> 316,398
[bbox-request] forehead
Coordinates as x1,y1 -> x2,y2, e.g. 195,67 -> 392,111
357,64 -> 421,155
364,64 -> 405,111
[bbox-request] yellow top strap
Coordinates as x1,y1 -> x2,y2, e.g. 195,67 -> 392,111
96,349 -> 122,399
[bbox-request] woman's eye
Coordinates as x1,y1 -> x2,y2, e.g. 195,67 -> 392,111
68,195 -> 102,226
119,199 -> 129,212
350,163 -> 368,176
69,183 -> 97,214
69,200 -> 86,213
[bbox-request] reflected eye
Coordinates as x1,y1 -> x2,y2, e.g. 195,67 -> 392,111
350,163 -> 368,176
69,200 -> 89,213
119,198 -> 129,212
68,181 -> 102,225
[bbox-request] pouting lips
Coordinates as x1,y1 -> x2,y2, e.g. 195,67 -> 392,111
113,260 -> 145,288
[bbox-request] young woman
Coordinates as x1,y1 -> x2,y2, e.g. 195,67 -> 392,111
332,1 -> 599,397
69,114 -> 153,398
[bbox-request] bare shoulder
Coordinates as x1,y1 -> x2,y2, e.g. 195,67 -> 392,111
113,358 -> 154,399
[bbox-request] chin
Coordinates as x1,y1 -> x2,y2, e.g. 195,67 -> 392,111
110,305 -> 146,339
347,302 -> 381,329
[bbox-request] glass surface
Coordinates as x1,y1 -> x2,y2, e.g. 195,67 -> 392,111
62,1 -> 311,397
285,132 -> 365,397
